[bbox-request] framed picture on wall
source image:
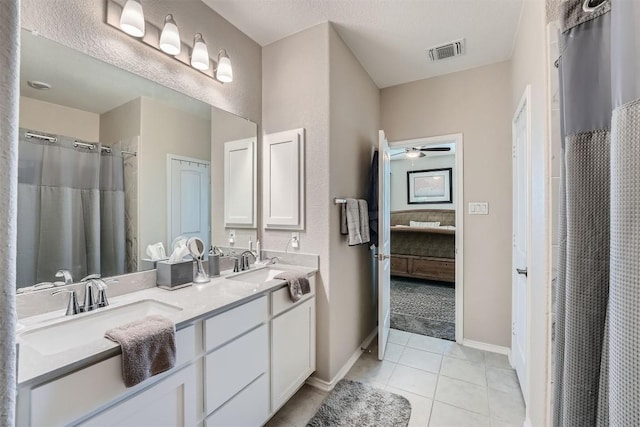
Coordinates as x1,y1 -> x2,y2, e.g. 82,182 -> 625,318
407,168 -> 453,204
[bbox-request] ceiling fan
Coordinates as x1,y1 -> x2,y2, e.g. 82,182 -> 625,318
391,146 -> 451,158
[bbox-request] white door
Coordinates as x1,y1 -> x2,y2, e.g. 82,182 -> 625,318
512,87 -> 530,396
378,130 -> 392,360
168,155 -> 210,251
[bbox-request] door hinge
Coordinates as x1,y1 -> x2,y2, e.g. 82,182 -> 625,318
512,322 -> 516,335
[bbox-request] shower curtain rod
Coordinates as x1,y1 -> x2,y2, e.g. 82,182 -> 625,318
23,132 -> 137,156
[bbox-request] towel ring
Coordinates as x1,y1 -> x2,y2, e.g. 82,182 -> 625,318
583,0 -> 607,13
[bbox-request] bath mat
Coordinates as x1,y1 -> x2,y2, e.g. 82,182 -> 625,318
307,379 -> 411,427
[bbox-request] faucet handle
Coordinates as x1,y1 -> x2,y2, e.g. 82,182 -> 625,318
93,279 -> 110,308
51,289 -> 81,316
80,273 -> 101,282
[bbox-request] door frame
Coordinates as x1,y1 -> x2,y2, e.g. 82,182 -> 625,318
166,154 -> 211,250
511,85 -> 532,401
389,133 -> 464,343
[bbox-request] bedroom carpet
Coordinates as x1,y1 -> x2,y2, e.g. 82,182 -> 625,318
390,277 -> 455,341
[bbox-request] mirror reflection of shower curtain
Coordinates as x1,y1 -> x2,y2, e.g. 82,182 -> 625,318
100,148 -> 126,278
16,130 -> 126,287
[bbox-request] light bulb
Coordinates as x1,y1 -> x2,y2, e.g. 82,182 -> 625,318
119,0 -> 145,37
406,149 -> 422,158
216,49 -> 233,83
191,33 -> 210,71
159,14 -> 181,55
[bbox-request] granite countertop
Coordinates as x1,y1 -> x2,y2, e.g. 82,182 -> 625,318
17,264 -> 317,387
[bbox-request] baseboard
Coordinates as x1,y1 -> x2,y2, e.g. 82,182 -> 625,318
463,339 -> 511,357
306,328 -> 377,392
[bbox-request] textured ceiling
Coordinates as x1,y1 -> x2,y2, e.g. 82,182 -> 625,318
203,0 -> 524,88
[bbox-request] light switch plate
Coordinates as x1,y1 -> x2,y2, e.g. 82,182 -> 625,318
228,230 -> 236,244
468,202 -> 489,215
291,232 -> 300,249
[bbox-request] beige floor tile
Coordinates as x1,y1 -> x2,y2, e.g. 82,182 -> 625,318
486,367 -> 521,394
384,342 -> 405,363
444,344 -> 486,364
276,385 -> 327,426
440,356 -> 487,387
435,376 -> 489,415
484,352 -> 513,370
389,328 -> 412,346
398,347 -> 443,373
388,364 -> 438,398
344,353 -> 396,386
406,334 -> 454,354
385,385 -> 433,427
429,401 -> 491,427
490,418 -> 523,427
264,414 -> 298,427
488,388 -> 525,425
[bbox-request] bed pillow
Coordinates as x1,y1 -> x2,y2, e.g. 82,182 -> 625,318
409,220 -> 440,228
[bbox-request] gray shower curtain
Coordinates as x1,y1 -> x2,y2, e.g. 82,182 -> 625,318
553,0 -> 640,425
17,130 -> 126,287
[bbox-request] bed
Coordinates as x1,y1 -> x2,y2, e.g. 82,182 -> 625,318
390,209 -> 455,283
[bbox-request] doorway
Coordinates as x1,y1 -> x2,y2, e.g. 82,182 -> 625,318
387,134 -> 464,343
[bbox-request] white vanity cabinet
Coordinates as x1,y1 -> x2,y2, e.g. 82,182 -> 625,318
270,277 -> 316,412
18,271 -> 317,427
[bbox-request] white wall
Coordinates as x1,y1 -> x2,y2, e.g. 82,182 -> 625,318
511,0 -> 551,424
19,96 -> 100,141
381,61 -> 513,348
391,154 -> 456,211
20,0 -> 262,124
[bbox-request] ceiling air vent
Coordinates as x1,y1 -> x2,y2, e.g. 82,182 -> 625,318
428,39 -> 465,61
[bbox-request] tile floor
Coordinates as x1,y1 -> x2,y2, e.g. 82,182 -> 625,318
266,329 -> 525,427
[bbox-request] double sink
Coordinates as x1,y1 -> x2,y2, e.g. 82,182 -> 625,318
18,266 -> 289,356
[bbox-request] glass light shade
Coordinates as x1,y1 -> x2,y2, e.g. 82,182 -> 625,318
119,0 -> 145,37
191,34 -> 210,71
159,15 -> 181,55
216,50 -> 233,83
405,150 -> 423,158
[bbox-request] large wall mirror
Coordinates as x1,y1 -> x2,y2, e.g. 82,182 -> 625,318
17,30 -> 258,290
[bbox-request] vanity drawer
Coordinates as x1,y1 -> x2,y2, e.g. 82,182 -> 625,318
205,374 -> 269,427
271,275 -> 315,317
205,324 -> 268,415
29,325 -> 195,427
204,295 -> 267,350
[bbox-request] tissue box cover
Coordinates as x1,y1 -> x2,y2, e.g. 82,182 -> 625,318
156,260 -> 194,290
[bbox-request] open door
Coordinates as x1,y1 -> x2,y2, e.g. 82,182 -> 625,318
378,130 -> 391,360
512,87 -> 530,397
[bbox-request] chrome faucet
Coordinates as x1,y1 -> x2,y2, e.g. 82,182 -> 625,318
82,281 -> 99,312
55,269 -> 73,285
51,289 -> 81,316
240,250 -> 256,271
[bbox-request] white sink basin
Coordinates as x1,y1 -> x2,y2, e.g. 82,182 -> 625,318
226,267 -> 289,284
19,299 -> 182,355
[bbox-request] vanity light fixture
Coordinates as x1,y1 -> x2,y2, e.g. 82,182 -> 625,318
119,0 -> 145,37
106,0 -> 233,83
216,49 -> 233,83
191,33 -> 210,71
159,14 -> 181,55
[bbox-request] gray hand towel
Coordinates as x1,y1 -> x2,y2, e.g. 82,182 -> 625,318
358,199 -> 370,244
342,198 -> 363,245
274,271 -> 311,302
105,314 -> 176,388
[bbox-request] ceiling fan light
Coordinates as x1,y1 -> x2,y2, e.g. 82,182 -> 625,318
405,149 -> 424,158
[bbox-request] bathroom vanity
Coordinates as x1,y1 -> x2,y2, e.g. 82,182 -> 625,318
16,265 -> 316,426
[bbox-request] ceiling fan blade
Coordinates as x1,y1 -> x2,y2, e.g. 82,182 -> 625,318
419,147 -> 451,152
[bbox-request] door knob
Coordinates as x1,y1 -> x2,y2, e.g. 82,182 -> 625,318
378,254 -> 390,261
516,268 -> 528,277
